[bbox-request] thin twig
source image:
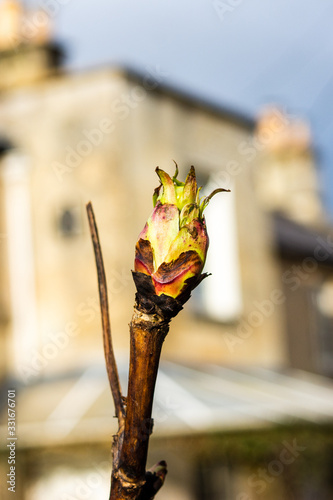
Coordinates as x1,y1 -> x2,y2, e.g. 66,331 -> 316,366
86,202 -> 125,425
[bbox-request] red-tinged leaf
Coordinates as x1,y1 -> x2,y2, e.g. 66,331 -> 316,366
138,222 -> 148,240
152,250 -> 203,297
135,239 -> 154,275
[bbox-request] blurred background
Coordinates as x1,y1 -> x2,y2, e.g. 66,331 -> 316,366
0,1 -> 333,499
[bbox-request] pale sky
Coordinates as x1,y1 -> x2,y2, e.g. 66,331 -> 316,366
25,0 -> 333,215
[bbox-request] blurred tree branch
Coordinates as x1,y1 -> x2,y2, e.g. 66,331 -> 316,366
86,202 -> 125,425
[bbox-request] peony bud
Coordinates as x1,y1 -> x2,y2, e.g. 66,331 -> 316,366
134,163 -> 229,304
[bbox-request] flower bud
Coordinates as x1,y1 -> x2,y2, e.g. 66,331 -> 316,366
134,163 -> 229,303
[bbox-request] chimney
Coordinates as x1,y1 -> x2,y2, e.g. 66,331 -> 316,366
0,0 -> 63,91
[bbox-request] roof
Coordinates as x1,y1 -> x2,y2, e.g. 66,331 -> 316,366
2,361 -> 333,449
274,212 -> 333,267
121,66 -> 255,130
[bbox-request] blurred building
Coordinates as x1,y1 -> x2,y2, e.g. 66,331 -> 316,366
0,3 -> 333,499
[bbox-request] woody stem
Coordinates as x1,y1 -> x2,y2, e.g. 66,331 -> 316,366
110,306 -> 170,500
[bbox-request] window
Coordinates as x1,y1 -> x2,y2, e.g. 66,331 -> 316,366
283,278 -> 333,377
192,174 -> 243,323
316,281 -> 333,377
57,206 -> 82,238
195,460 -> 234,500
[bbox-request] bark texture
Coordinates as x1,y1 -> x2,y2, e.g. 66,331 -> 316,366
110,306 -> 170,500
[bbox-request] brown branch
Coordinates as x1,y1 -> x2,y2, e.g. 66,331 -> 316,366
110,306 -> 169,500
122,310 -> 168,475
86,202 -> 125,426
